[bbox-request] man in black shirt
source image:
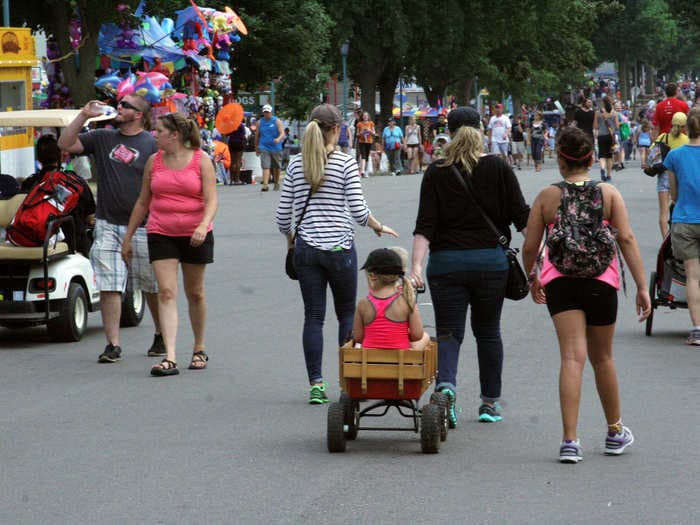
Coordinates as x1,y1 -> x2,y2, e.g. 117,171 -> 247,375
510,115 -> 525,169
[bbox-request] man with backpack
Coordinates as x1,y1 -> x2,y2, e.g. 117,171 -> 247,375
57,95 -> 164,363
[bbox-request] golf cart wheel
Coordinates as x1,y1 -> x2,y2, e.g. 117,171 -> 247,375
646,271 -> 656,337
327,402 -> 347,453
121,288 -> 145,327
430,391 -> 449,442
420,403 -> 441,454
339,392 -> 358,440
49,282 -> 88,342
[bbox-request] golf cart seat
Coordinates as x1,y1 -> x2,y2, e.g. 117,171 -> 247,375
0,193 -> 69,261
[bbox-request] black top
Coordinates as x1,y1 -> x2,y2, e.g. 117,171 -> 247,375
511,122 -> 524,142
574,107 -> 595,137
413,155 -> 530,251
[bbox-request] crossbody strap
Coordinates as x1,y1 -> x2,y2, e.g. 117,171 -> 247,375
449,164 -> 508,247
292,189 -> 313,241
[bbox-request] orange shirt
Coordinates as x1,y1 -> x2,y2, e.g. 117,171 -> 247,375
213,140 -> 231,169
356,121 -> 375,144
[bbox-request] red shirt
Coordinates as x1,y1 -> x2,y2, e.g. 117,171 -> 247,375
653,97 -> 689,134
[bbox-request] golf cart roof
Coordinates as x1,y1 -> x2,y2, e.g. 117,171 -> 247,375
0,109 -> 113,128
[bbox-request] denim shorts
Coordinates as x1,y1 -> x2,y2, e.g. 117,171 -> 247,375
656,171 -> 670,193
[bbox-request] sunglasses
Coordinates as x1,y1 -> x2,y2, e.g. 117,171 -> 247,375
118,100 -> 141,112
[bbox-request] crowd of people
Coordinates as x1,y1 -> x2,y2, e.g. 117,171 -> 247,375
7,77 -> 700,463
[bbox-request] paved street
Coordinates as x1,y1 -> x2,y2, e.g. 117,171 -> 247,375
2,157 -> 700,524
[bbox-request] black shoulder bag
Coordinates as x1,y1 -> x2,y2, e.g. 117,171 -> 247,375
449,165 -> 529,300
285,189 -> 313,280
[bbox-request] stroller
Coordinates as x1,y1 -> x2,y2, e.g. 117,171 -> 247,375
646,234 -> 687,336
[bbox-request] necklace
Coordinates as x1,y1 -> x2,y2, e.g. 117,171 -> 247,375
563,171 -> 591,184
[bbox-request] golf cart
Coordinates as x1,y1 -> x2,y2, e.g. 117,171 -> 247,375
0,109 -> 144,341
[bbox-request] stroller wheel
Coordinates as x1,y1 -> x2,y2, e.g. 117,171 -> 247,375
646,271 -> 656,337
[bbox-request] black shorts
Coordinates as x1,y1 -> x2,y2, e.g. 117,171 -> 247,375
544,277 -> 617,326
358,142 -> 372,160
147,231 -> 214,264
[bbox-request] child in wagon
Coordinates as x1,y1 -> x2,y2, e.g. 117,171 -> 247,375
353,247 -> 430,350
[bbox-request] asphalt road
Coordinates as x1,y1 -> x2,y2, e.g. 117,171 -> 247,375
2,156 -> 699,524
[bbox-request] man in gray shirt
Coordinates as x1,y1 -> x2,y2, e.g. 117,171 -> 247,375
58,94 -> 163,363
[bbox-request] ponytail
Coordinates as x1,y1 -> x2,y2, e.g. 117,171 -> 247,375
302,120 -> 328,193
401,276 -> 416,313
687,108 -> 700,139
671,123 -> 682,139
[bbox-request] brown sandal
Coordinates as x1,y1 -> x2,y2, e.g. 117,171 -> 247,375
188,351 -> 208,370
151,359 -> 179,376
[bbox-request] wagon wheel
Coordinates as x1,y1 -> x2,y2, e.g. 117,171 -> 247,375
327,402 -> 347,453
420,403 -> 441,454
339,392 -> 358,440
646,271 -> 656,337
430,391 -> 449,442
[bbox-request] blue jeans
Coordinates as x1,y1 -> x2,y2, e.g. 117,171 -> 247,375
428,269 -> 508,402
294,239 -> 357,384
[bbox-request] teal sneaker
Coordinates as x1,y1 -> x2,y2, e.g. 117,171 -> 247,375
478,402 -> 502,423
439,387 -> 457,428
309,383 -> 329,404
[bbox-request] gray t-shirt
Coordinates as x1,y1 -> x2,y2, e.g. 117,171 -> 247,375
79,129 -> 157,225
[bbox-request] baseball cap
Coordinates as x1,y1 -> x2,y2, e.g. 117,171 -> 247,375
361,248 -> 404,275
262,104 -> 272,113
309,103 -> 342,126
672,112 -> 687,126
447,106 -> 481,132
495,103 -> 504,109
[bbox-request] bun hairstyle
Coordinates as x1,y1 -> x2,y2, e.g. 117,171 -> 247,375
158,112 -> 201,149
556,126 -> 593,170
302,103 -> 342,193
687,108 -> 700,139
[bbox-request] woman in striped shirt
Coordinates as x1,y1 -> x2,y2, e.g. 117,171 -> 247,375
276,104 -> 398,404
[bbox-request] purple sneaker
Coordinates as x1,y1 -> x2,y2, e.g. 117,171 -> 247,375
559,440 -> 583,464
605,425 -> 634,455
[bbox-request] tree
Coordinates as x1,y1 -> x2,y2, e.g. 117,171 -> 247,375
14,0 -> 119,106
592,0 -> 679,100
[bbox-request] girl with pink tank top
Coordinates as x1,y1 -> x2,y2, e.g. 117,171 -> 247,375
352,248 -> 430,350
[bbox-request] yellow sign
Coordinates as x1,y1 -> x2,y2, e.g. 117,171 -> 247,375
0,28 -> 36,67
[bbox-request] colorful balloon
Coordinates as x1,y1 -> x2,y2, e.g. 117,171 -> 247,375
161,17 -> 174,35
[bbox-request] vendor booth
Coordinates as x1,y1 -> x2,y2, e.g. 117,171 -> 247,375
0,28 -> 37,177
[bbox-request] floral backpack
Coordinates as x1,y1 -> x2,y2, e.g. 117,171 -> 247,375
546,181 -> 617,278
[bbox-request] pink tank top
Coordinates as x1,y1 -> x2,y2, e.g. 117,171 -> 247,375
361,293 -> 411,349
147,149 -> 212,237
539,222 -> 620,289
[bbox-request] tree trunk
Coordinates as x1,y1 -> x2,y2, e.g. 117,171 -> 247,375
354,69 -> 380,121
49,1 -> 100,107
378,68 -> 399,128
618,57 -> 629,104
458,77 -> 474,106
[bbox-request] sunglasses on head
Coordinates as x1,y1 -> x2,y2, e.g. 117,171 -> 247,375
118,100 -> 141,112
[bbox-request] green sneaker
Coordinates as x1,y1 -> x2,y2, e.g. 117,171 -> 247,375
309,383 -> 328,404
439,387 -> 457,428
478,402 -> 503,423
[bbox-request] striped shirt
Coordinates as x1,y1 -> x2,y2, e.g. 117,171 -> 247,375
276,150 -> 371,250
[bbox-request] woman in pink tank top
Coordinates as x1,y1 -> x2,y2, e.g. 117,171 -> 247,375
353,248 -> 430,350
522,127 -> 650,463
122,112 -> 218,377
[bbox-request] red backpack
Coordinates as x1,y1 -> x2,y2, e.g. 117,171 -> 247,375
6,170 -> 85,247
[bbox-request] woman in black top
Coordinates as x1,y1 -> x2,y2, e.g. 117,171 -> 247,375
574,96 -> 595,140
411,106 -> 530,428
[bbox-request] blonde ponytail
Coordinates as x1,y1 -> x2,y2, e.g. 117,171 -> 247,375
302,120 -> 327,193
